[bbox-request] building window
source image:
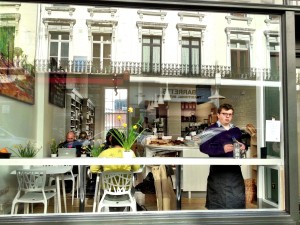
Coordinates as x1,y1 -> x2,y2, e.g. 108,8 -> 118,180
230,40 -> 250,78
181,37 -> 201,75
104,88 -> 128,134
142,36 -> 161,74
270,43 -> 279,80
49,32 -> 69,71
289,0 -> 300,5
92,33 -> 112,73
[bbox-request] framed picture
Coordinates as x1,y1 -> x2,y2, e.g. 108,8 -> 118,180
0,55 -> 35,105
49,72 -> 66,108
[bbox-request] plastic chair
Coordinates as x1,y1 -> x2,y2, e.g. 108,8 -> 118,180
11,169 -> 57,214
97,171 -> 136,212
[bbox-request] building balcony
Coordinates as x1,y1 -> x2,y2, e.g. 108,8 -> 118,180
34,59 -> 280,83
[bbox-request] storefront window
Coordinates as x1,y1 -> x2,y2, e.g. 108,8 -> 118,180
0,1 -> 292,223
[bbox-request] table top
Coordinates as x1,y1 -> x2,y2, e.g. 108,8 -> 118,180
11,165 -> 73,175
2,157 -> 283,167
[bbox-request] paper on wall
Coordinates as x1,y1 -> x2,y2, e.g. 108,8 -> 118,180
265,120 -> 280,142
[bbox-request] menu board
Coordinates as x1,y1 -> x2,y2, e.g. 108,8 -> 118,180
49,72 -> 66,108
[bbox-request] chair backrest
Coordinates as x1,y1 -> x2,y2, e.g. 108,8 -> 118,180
101,171 -> 133,195
16,169 -> 46,192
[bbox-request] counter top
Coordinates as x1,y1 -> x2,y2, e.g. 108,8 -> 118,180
0,156 -> 283,166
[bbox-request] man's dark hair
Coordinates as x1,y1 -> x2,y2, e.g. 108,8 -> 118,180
79,131 -> 88,140
218,103 -> 234,114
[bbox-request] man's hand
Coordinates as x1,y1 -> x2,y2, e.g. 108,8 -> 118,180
224,144 -> 234,153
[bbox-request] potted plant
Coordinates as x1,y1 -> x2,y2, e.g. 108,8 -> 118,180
11,141 -> 41,158
110,107 -> 144,158
89,144 -> 105,157
49,139 -> 58,157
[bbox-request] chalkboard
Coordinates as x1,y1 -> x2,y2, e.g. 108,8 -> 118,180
49,72 -> 66,108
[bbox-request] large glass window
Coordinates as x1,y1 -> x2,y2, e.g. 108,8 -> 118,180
1,2 -> 297,224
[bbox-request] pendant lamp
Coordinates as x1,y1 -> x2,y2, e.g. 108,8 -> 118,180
158,88 -> 164,104
163,83 -> 171,101
153,94 -> 159,108
147,100 -> 154,111
208,89 -> 225,99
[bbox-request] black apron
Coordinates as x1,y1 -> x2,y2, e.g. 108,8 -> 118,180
205,165 -> 245,209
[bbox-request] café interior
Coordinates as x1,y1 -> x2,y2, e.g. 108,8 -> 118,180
0,1 -> 298,225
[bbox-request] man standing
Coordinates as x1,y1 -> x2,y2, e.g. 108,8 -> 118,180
199,103 -> 246,209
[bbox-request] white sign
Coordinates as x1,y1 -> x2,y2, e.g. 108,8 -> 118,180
265,120 -> 280,142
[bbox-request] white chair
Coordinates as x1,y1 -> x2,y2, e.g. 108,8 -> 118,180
97,171 -> 136,212
11,169 -> 57,214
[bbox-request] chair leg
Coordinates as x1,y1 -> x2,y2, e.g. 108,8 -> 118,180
24,203 -> 29,214
93,174 -> 100,213
71,178 -> 75,205
44,203 -> 47,214
11,202 -> 16,215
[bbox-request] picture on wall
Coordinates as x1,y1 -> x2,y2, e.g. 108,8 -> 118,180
0,53 -> 35,105
0,27 -> 35,105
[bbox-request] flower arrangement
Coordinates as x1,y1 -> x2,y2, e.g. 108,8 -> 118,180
11,141 -> 41,157
110,107 -> 144,152
49,139 -> 59,154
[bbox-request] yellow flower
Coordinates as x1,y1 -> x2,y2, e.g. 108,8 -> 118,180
133,125 -> 137,130
117,115 -> 122,120
122,123 -> 127,128
128,107 -> 133,113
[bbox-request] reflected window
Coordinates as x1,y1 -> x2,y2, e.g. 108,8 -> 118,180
142,36 -> 161,74
181,37 -> 201,75
289,0 -> 300,5
49,32 -> 69,71
92,33 -> 112,73
230,40 -> 250,78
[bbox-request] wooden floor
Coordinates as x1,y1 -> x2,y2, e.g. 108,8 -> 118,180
22,192 -> 257,214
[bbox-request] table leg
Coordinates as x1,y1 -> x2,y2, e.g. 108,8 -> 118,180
175,165 -> 182,210
55,175 -> 61,213
79,165 -> 86,212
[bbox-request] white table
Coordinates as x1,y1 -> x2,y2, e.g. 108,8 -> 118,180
11,166 -> 72,213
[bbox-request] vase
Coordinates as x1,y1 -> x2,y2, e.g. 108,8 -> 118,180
51,153 -> 57,158
123,150 -> 133,158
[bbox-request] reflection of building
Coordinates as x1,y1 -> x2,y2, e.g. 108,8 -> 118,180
35,5 -> 280,134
